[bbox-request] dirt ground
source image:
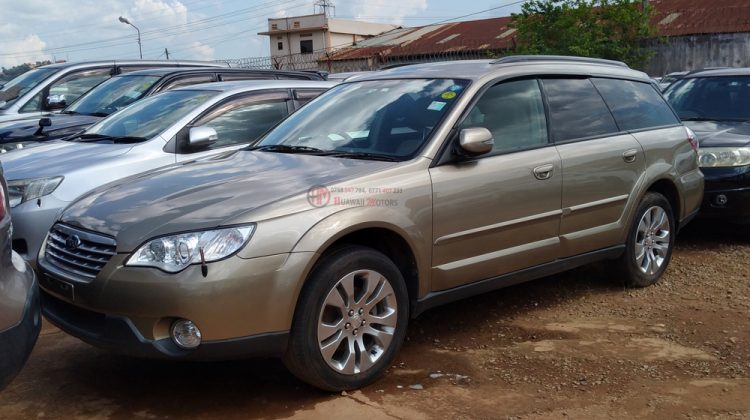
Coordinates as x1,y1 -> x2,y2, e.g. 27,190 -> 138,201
1,221 -> 749,419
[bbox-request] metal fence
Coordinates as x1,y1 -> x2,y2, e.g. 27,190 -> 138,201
216,44 -> 505,74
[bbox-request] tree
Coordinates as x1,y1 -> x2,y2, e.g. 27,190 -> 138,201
0,61 -> 53,81
511,0 -> 657,69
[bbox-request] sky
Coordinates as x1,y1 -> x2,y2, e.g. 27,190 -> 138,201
0,0 -> 525,68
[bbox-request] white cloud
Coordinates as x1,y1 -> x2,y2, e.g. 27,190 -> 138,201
347,0 -> 429,25
187,41 -> 215,61
0,34 -> 51,68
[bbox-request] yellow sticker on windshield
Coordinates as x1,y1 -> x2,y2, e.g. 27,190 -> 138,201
441,91 -> 457,100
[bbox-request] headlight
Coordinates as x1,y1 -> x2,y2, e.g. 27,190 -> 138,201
7,176 -> 64,207
698,147 -> 750,168
126,225 -> 255,273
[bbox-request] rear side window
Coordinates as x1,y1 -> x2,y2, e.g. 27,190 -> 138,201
542,78 -> 619,142
593,78 -> 680,131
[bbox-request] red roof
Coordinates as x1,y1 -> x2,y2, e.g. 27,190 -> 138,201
328,16 -> 515,61
650,0 -> 750,36
328,1 -> 750,61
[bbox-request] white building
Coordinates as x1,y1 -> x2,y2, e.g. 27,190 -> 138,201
258,13 -> 397,68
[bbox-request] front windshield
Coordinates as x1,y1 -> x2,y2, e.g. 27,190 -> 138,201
0,67 -> 58,110
253,78 -> 470,159
665,76 -> 750,121
82,89 -> 215,141
65,75 -> 160,117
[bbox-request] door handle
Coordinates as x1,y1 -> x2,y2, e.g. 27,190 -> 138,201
622,149 -> 638,163
533,164 -> 554,180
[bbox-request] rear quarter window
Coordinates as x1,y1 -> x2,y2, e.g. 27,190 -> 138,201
541,78 -> 619,142
592,78 -> 680,131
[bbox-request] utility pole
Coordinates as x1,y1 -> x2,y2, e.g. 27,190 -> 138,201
314,0 -> 335,17
164,48 -> 170,59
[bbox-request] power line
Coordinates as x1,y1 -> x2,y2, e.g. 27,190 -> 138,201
0,0 -> 304,59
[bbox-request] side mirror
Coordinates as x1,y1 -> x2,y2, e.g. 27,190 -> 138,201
45,94 -> 67,110
34,117 -> 52,136
458,127 -> 494,156
188,126 -> 218,149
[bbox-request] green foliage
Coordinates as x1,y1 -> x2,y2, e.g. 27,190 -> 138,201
511,0 -> 657,69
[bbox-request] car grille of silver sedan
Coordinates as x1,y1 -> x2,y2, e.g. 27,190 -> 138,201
45,224 -> 117,279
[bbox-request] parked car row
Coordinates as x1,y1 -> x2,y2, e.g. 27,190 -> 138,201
4,55 -> 744,392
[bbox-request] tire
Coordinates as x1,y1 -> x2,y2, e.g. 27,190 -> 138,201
616,192 -> 675,288
283,245 -> 409,391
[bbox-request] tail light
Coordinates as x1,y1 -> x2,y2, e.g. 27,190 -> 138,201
686,127 -> 699,152
0,179 -> 6,220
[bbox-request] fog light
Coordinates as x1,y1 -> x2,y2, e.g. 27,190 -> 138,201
715,194 -> 728,206
171,319 -> 202,349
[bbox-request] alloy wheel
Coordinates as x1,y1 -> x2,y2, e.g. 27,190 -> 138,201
634,205 -> 671,275
317,269 -> 398,375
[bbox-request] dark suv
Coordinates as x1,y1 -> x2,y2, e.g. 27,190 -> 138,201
0,68 -> 324,151
664,68 -> 750,225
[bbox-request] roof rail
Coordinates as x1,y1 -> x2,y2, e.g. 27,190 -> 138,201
491,55 -> 629,68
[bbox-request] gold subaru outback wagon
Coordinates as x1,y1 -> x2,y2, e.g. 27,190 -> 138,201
38,56 -> 704,391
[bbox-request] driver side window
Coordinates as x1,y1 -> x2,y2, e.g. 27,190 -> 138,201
193,97 -> 290,151
460,79 -> 548,155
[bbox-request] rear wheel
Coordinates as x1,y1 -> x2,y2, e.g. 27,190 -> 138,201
283,246 -> 409,391
616,192 -> 675,287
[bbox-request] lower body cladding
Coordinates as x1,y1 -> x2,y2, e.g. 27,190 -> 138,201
699,167 -> 750,224
38,251 -> 316,360
0,260 -> 40,390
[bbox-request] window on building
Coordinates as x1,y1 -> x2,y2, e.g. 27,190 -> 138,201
277,42 -> 284,51
293,21 -> 300,28
271,23 -> 278,30
300,39 -> 313,54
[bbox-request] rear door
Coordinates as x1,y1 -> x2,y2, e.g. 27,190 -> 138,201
174,90 -> 292,162
429,79 -> 562,291
542,78 -> 644,257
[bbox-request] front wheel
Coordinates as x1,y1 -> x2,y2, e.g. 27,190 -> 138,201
283,246 -> 409,391
616,192 -> 675,288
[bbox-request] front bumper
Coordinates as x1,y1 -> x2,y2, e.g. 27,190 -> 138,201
699,166 -> 750,224
9,196 -> 69,268
38,251 -> 315,360
0,261 -> 40,390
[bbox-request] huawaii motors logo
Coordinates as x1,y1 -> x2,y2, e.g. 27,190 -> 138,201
307,185 -> 331,208
307,185 -> 401,208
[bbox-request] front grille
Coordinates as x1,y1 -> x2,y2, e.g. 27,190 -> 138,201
44,224 -> 116,279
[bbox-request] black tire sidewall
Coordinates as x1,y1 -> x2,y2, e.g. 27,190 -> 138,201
621,192 -> 675,287
284,246 -> 409,391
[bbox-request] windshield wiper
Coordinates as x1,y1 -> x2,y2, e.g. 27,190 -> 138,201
247,144 -> 327,154
682,117 -> 750,122
326,151 -> 400,162
75,133 -> 147,143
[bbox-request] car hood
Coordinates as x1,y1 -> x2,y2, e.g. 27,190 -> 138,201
685,121 -> 750,148
60,150 -> 396,251
0,114 -> 100,144
0,140 -> 133,180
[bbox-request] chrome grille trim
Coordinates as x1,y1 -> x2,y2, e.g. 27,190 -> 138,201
44,224 -> 117,279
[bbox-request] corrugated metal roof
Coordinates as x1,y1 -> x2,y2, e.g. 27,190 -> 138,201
650,0 -> 750,36
328,1 -> 750,61
329,16 -> 514,61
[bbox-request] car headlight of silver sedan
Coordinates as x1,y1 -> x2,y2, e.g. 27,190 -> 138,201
698,147 -> 750,168
126,225 -> 255,273
7,176 -> 64,207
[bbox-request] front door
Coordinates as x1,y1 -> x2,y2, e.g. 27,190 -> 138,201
429,79 -> 562,291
